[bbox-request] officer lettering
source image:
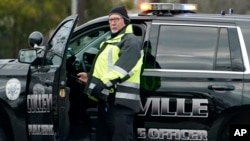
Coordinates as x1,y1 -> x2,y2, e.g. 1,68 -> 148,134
137,128 -> 208,140
27,94 -> 52,113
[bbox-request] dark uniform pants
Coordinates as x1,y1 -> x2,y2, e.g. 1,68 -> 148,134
96,99 -> 135,141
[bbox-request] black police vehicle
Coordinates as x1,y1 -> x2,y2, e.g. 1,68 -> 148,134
1,2 -> 250,141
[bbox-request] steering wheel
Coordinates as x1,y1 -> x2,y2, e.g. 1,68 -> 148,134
81,53 -> 88,72
66,48 -> 84,81
81,47 -> 99,72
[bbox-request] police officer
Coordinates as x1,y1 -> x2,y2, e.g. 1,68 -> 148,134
77,6 -> 143,141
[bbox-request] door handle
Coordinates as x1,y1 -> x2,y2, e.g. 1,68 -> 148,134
208,85 -> 235,91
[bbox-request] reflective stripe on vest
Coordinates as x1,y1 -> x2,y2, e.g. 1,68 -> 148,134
89,83 -> 95,89
113,65 -> 128,77
118,81 -> 139,89
107,48 -> 113,72
115,92 -> 140,100
101,88 -> 109,96
116,81 -> 140,100
89,82 -> 109,96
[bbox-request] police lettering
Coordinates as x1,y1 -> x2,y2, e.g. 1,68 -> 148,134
27,94 -> 52,113
137,128 -> 208,140
138,98 -> 208,117
28,124 -> 54,135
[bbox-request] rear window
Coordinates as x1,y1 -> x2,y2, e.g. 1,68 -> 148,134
153,25 -> 232,71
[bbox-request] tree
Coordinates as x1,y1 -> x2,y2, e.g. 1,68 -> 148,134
0,0 -> 71,58
76,0 -> 134,24
0,0 -> 134,58
180,0 -> 188,3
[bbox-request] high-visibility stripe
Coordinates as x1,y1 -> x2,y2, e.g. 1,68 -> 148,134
141,50 -> 144,56
113,65 -> 128,76
89,83 -> 95,89
107,48 -> 113,72
118,82 -> 140,89
101,88 -> 109,96
106,81 -> 113,87
116,92 -> 140,100
128,71 -> 134,77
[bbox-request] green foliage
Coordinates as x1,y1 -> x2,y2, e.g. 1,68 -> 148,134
0,0 -> 71,58
84,0 -> 115,21
84,0 -> 134,22
0,0 -> 135,58
117,0 -> 135,10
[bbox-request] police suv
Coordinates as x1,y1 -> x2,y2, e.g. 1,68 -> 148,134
1,2 -> 250,141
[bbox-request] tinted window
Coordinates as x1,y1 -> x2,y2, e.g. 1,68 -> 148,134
155,25 -> 231,71
236,21 -> 250,67
46,20 -> 75,65
69,26 -> 110,54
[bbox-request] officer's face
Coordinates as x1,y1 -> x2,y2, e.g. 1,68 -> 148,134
109,14 -> 126,33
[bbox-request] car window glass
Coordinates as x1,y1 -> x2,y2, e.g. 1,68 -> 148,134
237,21 -> 250,67
77,24 -> 145,72
156,25 -> 231,70
69,26 -> 110,54
46,20 -> 75,65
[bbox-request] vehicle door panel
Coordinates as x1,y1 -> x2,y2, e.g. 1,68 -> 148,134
27,15 -> 78,141
137,23 -> 244,141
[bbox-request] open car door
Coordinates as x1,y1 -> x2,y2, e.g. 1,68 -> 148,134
27,15 -> 78,141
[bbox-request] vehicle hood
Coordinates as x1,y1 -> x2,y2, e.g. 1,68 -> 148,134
0,59 -> 30,76
0,59 -> 30,109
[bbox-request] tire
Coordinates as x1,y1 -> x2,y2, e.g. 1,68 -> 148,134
0,126 -> 7,141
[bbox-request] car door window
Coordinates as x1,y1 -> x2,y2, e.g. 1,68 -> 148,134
45,20 -> 76,66
69,25 -> 110,54
155,25 -> 232,71
72,24 -> 145,72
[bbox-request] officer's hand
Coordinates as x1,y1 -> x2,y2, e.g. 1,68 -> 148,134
77,72 -> 88,84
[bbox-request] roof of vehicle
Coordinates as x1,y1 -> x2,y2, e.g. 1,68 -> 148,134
74,3 -> 250,32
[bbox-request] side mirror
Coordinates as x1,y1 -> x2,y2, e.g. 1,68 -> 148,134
18,49 -> 37,64
28,31 -> 44,48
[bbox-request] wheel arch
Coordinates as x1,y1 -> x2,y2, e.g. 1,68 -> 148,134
0,99 -> 27,141
208,105 -> 250,141
0,101 -> 14,141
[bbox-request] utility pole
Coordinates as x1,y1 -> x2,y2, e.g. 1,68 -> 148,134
151,0 -> 160,2
71,0 -> 86,24
71,0 -> 77,15
77,0 -> 85,24
180,0 -> 188,3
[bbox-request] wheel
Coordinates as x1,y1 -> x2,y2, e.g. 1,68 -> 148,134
0,126 -> 7,141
